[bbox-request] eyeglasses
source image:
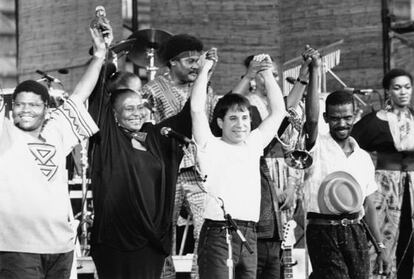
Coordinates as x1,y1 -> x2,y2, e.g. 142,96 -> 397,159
13,102 -> 45,110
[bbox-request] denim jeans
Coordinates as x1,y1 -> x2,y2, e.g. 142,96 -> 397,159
198,219 -> 257,279
0,251 -> 73,279
256,239 -> 281,279
306,223 -> 369,279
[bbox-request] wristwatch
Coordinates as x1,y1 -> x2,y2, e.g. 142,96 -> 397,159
296,77 -> 308,85
376,242 -> 386,253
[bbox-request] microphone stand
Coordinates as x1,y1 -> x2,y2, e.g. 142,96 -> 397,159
218,199 -> 254,279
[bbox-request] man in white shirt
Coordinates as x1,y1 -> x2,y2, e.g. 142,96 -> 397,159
303,53 -> 390,278
191,53 -> 286,278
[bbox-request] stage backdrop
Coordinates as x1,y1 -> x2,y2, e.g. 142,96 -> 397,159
17,0 -> 123,94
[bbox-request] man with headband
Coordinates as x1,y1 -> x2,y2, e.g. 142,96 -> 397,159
140,34 -> 218,278
0,23 -> 110,278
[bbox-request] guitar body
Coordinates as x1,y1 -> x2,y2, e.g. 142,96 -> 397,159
281,220 -> 312,279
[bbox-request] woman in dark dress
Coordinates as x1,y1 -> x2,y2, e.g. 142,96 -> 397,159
352,68 -> 414,278
88,80 -> 191,278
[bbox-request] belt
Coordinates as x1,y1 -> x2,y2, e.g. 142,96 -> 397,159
307,218 -> 360,226
307,212 -> 360,227
203,219 -> 257,228
376,152 -> 414,171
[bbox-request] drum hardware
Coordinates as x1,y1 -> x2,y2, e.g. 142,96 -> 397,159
35,69 -> 68,108
126,28 -> 172,81
77,140 -> 92,257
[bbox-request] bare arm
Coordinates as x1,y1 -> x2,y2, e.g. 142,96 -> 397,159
304,49 -> 321,150
232,58 -> 262,95
191,49 -> 217,148
257,55 -> 286,146
285,48 -> 315,109
70,23 -> 113,105
364,194 -> 391,275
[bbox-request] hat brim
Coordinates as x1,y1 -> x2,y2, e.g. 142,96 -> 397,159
318,171 -> 363,215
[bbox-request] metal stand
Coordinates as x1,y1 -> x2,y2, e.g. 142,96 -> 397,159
79,140 -> 92,256
146,47 -> 158,81
219,199 -> 254,279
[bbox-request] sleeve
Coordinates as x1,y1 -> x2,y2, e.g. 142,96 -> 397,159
364,153 -> 379,197
88,70 -> 112,126
49,98 -> 99,155
156,99 -> 191,139
351,113 -> 377,151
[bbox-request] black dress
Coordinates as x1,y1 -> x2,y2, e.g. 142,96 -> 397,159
88,82 -> 191,279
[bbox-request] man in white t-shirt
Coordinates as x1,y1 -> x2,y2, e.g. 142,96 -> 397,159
302,52 -> 390,278
0,24 -> 111,278
191,53 -> 286,278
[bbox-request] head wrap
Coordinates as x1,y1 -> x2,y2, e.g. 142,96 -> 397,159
159,34 -> 203,65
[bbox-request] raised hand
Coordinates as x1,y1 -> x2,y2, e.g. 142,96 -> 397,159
90,21 -> 113,58
199,47 -> 218,72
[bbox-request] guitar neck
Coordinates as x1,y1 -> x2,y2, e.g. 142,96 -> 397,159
283,247 -> 294,279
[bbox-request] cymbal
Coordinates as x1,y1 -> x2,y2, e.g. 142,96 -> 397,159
127,28 -> 173,67
110,38 -> 136,54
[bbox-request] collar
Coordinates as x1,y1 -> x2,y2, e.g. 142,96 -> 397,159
120,126 -> 147,143
325,133 -> 359,155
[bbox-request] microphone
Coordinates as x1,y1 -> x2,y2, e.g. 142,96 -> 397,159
343,87 -> 374,95
160,127 -> 194,145
225,213 -> 254,254
90,6 -> 109,36
36,70 -> 62,84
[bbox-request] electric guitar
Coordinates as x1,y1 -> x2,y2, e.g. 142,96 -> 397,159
281,219 -> 297,279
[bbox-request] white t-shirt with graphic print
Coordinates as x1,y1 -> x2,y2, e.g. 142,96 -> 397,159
0,98 -> 98,254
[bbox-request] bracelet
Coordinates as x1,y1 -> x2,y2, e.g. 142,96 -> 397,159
377,242 -> 386,249
296,77 -> 308,85
376,242 -> 386,254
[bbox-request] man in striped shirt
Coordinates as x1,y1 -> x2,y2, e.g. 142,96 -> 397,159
140,34 -> 218,278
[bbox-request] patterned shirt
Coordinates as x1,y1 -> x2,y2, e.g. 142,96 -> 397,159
141,73 -> 218,169
0,99 -> 98,253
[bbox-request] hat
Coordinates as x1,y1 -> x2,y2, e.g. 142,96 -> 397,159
159,34 -> 203,65
13,80 -> 50,104
318,171 -> 363,215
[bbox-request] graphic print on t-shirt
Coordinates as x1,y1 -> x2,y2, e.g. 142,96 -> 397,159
28,142 -> 58,181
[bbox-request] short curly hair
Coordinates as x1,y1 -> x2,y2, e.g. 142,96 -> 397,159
382,68 -> 413,89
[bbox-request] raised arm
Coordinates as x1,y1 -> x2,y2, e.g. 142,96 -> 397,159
70,23 -> 113,105
285,47 -> 315,109
256,55 -> 287,146
191,48 -> 217,147
304,48 -> 321,150
232,58 -> 262,95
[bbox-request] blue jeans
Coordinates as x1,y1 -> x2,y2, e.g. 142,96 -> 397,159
306,223 -> 369,279
198,219 -> 257,279
256,239 -> 281,279
0,251 -> 73,279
